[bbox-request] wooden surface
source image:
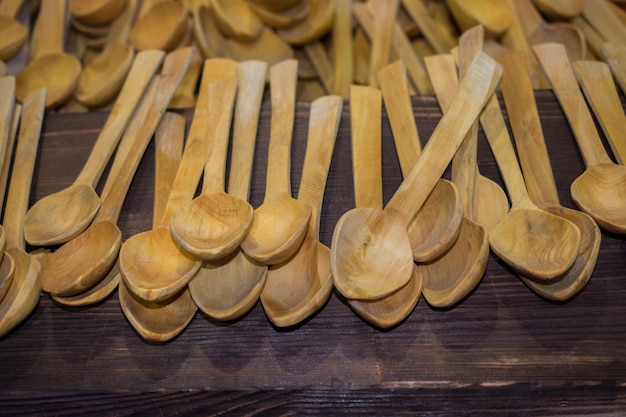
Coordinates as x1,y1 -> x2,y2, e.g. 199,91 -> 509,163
1,91 -> 625,416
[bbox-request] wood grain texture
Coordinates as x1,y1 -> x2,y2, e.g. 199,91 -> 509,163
1,92 -> 625,415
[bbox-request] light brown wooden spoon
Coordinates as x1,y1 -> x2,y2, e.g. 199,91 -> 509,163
69,0 -> 126,26
0,88 -> 45,337
188,60 -> 268,322
118,112 -> 197,343
445,0 -> 512,37
248,0 -> 309,29
42,47 -> 194,297
74,0 -> 139,108
0,102 -> 20,216
500,51 -> 600,301
260,95 -> 342,327
23,50 -> 164,247
513,0 -> 585,62
120,57 -> 236,303
331,0 -> 353,98
573,60 -> 626,165
130,0 -> 188,51
366,0 -> 399,88
419,34 -> 490,308
224,26 -> 295,68
534,42 -> 626,234
600,43 -> 626,96
240,59 -> 312,265
211,0 -> 263,42
15,0 -> 82,109
0,0 -> 27,61
331,51 -> 502,300
581,0 -> 626,45
344,84 -> 422,328
532,0 -> 584,18
191,0 -> 230,58
170,76 -> 252,260
378,60 -> 463,262
401,0 -> 458,54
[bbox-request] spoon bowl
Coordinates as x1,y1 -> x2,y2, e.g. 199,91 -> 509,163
532,0 -> 584,18
0,252 -> 15,302
69,0 -> 127,26
130,0 -> 188,51
16,54 -> 81,109
0,16 -> 27,61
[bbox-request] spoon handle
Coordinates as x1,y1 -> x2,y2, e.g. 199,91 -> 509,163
533,43 -> 613,167
297,95 -> 343,237
386,51 -> 501,219
499,51 -> 561,209
0,103 -> 20,216
401,0 -> 457,54
378,60 -> 422,178
304,42 -> 334,94
227,60 -> 267,202
97,47 -> 194,224
573,60 -> 626,165
202,76 -> 238,194
34,0 -> 65,59
0,0 -> 25,17
581,0 -> 626,45
513,0 -> 545,37
332,0 -> 353,98
75,50 -> 165,188
350,85 -> 383,210
160,58 -> 238,224
367,0 -> 399,88
154,112 -> 184,227
0,77 -> 15,195
264,59 -> 298,199
106,0 -> 140,47
3,88 -> 45,250
601,43 -> 626,95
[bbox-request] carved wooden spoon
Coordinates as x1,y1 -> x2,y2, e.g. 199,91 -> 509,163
344,84 -> 422,328
534,42 -> 626,234
129,0 -> 188,51
500,51 -> 600,301
188,61 -> 269,322
23,50 -> 164,247
69,0 -> 126,26
445,0 -> 512,37
42,47 -> 194,297
573,60 -> 626,165
240,59 -> 312,265
532,0 -> 584,18
331,51 -> 502,300
0,88 -> 45,337
600,43 -> 626,95
260,95 -> 342,327
0,0 -> 27,61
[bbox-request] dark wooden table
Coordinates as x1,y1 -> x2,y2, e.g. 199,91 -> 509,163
1,92 -> 625,416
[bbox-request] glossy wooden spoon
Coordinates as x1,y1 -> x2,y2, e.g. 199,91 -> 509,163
332,0 -> 353,98
600,43 -> 626,95
401,0 -> 458,54
445,0 -> 512,37
378,60 -> 463,262
0,0 -> 27,61
248,0 -> 309,29
118,112 -> 197,342
581,0 -> 626,45
42,47 -> 194,297
211,0 -> 263,42
532,0 -> 584,18
513,0 -> 585,61
74,0 -> 139,108
23,50 -> 164,247
500,51 -> 600,301
130,0 -> 188,51
260,95 -> 342,327
0,88 -> 45,337
345,84 -> 422,328
241,59 -> 312,265
15,0 -> 82,109
69,0 -> 126,26
170,77 -> 252,260
534,42 -> 626,234
188,61 -> 269,322
331,51 -> 502,300
120,57 -> 236,303
573,60 -> 626,165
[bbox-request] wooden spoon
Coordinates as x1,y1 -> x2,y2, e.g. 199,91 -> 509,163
240,59 -> 312,265
600,43 -> 626,95
191,0 -> 230,58
15,0 -> 82,109
41,47 -> 194,297
69,0 -> 126,26
445,0 -> 512,37
500,51 -> 600,301
0,88 -> 45,337
118,112 -> 197,343
366,0 -> 399,88
532,0 -> 584,18
0,0 -> 27,61
534,42 -> 626,234
188,61 -> 268,322
23,50 -> 165,247
170,76 -> 252,260
211,0 -> 263,42
224,26 -> 295,68
129,0 -> 188,51
344,84 -> 422,328
513,0 -> 586,62
74,0 -> 139,108
278,0 -> 334,45
573,60 -> 626,165
331,51 -> 501,300
378,60 -> 463,262
248,0 -> 309,29
0,102 -> 20,215
120,58 -> 236,303
331,0 -> 353,98
260,95 -> 342,327
581,0 -> 626,45
401,0 -> 458,54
